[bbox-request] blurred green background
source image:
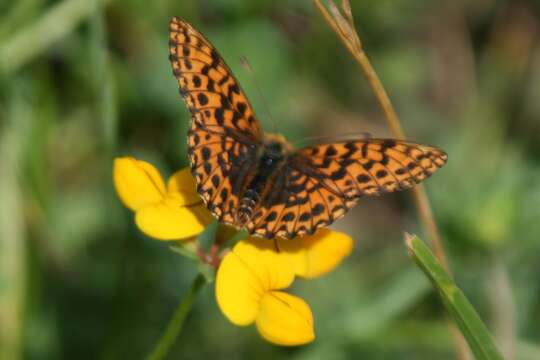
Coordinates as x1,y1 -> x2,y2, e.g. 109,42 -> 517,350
1,0 -> 540,359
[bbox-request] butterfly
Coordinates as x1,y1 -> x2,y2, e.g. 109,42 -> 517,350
168,17 -> 447,240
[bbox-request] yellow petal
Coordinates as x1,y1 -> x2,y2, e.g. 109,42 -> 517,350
113,157 -> 166,211
255,291 -> 315,346
235,238 -> 297,293
280,229 -> 353,279
215,250 -> 262,325
167,168 -> 201,206
135,196 -> 212,240
215,238 -> 296,326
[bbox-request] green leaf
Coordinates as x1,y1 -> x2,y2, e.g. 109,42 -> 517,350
405,233 -> 504,360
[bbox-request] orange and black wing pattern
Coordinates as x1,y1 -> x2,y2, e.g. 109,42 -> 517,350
169,17 -> 262,224
247,139 -> 447,239
170,18 -> 447,240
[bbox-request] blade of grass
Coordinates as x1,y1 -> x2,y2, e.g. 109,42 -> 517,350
405,233 -> 504,360
0,102 -> 26,360
0,0 -> 42,41
0,0 -> 112,75
145,273 -> 207,360
89,0 -> 117,153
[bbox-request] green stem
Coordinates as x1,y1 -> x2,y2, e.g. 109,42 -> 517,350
146,273 -> 207,360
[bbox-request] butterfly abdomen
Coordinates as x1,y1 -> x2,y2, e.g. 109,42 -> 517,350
236,189 -> 259,225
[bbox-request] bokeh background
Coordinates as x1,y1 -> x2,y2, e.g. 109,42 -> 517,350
1,0 -> 540,359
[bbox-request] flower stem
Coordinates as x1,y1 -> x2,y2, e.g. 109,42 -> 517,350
146,273 -> 207,360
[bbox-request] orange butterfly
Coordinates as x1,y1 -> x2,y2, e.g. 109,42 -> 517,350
168,17 -> 447,239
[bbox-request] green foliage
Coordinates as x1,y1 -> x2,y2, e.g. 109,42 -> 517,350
1,0 -> 540,358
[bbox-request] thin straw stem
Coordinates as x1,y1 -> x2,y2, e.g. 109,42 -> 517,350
314,0 -> 449,271
314,1 -> 468,358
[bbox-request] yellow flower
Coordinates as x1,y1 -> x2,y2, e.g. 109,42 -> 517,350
216,229 -> 353,346
114,156 -> 354,346
113,157 -> 213,240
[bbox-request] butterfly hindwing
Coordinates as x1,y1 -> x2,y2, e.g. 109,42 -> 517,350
246,167 -> 353,239
187,118 -> 253,224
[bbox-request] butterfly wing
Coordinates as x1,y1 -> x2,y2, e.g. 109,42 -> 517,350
169,17 -> 262,223
247,139 -> 447,239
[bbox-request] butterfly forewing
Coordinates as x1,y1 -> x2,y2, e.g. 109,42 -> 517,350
169,17 -> 262,140
296,139 -> 447,195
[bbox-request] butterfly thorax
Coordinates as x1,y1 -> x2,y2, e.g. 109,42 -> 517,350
235,134 -> 292,226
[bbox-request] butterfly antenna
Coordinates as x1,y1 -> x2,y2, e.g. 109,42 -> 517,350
291,131 -> 373,146
239,56 -> 277,132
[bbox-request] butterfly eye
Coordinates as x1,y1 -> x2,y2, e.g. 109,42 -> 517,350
264,157 -> 274,166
